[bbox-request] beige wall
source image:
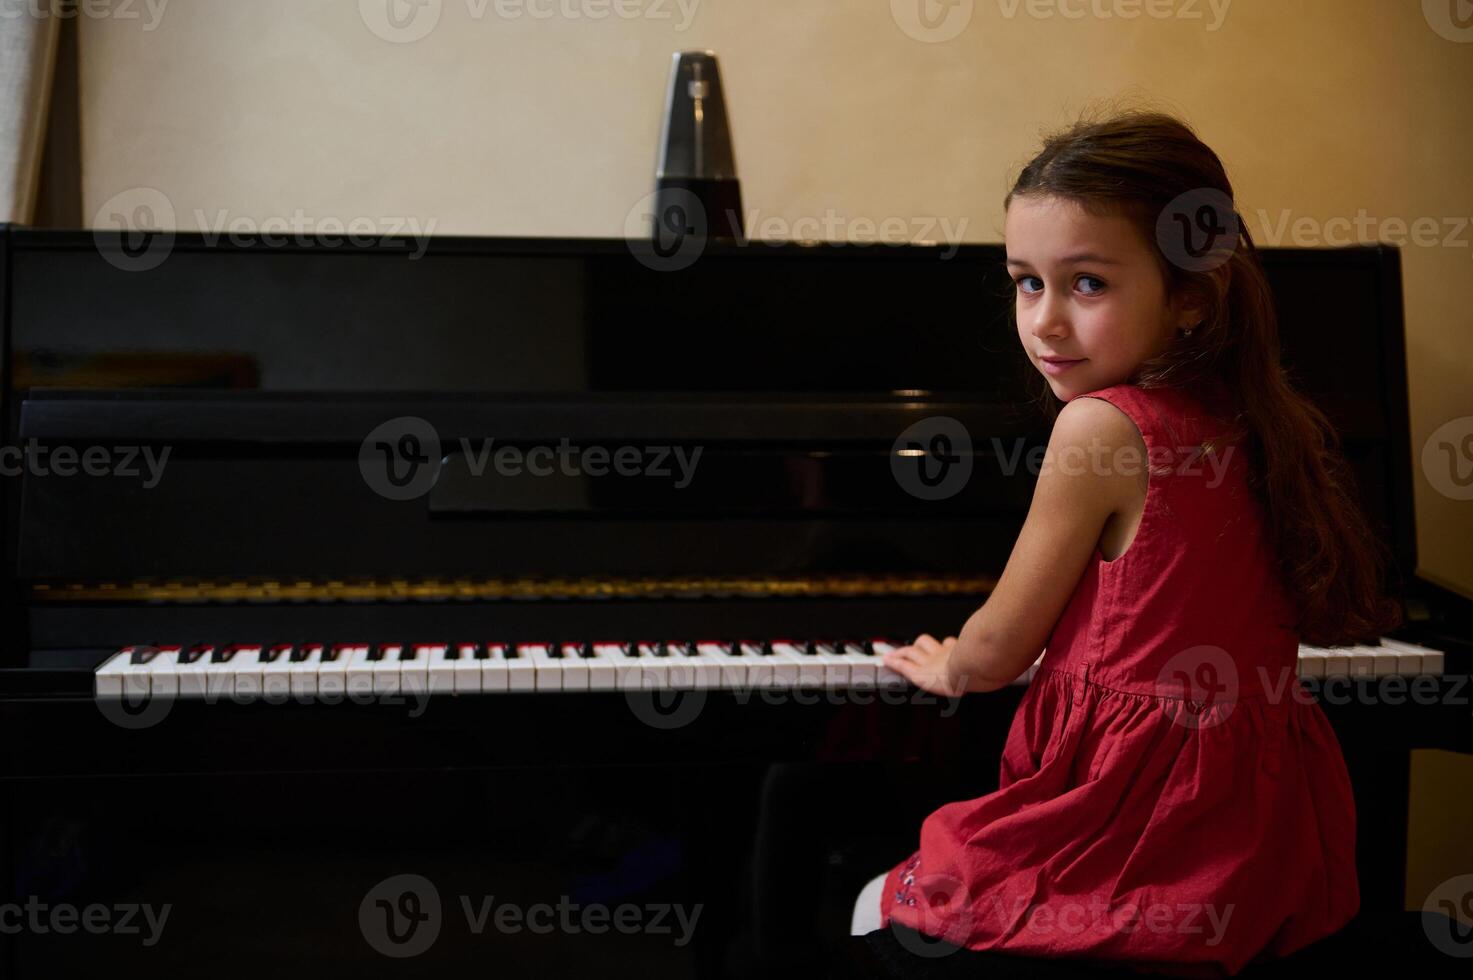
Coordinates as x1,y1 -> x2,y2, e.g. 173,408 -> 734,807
77,0 -> 1472,596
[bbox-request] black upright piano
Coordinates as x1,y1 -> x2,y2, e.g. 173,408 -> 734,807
0,228 -> 1467,977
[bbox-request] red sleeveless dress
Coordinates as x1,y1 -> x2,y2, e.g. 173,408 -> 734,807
877,382 -> 1359,978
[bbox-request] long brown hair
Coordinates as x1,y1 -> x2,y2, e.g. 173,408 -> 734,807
1005,107 -> 1400,646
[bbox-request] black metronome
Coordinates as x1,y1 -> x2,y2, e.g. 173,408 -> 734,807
653,50 -> 745,245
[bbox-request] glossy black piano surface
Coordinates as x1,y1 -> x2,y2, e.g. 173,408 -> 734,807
0,229 -> 1467,978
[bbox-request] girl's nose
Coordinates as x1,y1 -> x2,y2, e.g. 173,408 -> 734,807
1029,294 -> 1069,339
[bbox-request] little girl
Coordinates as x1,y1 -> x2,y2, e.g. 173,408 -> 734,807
851,110 -> 1400,978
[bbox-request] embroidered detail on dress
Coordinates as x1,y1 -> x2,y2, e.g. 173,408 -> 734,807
894,853 -> 921,907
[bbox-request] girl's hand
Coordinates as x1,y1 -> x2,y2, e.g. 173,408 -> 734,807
882,633 -> 967,697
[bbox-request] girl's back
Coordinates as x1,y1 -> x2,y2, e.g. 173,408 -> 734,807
877,380 -> 1358,978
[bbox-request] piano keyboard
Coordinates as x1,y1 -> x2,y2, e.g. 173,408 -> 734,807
93,637 -> 1446,700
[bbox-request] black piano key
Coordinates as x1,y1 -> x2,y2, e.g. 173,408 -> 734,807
475,645 -> 493,660
289,645 -> 316,663
127,646 -> 159,666
323,645 -> 353,663
262,645 -> 291,663
180,645 -> 212,665
668,641 -> 696,657
367,645 -> 388,662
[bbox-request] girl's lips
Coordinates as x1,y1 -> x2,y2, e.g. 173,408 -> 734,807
1040,357 -> 1085,376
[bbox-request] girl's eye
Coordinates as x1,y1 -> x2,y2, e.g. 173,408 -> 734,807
1077,275 -> 1107,295
1014,275 -> 1042,295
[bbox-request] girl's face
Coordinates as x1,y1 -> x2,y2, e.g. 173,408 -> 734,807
1005,194 -> 1193,400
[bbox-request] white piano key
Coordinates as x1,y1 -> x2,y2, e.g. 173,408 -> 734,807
508,645 -> 540,692
1297,645 -> 1327,680
479,644 -> 512,693
419,644 -> 454,694
559,643 -> 590,691
839,641 -> 878,689
1362,644 -> 1400,679
524,643 -> 563,692
231,646 -> 266,700
682,642 -> 723,689
769,642 -> 811,688
319,644 -> 356,697
610,644 -> 647,691
811,641 -> 850,688
1377,637 -> 1443,676
698,642 -> 747,689
586,643 -> 622,691
635,642 -> 680,690
397,644 -> 430,697
738,643 -> 783,690
869,640 -> 908,690
147,646 -> 182,698
261,645 -> 294,699
95,650 -> 131,698
444,644 -> 482,693
200,648 -> 244,701
176,646 -> 214,699
115,647 -> 162,699
1318,645 -> 1351,678
372,644 -> 404,696
345,644 -> 376,697
1345,645 -> 1378,678
289,643 -> 326,696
